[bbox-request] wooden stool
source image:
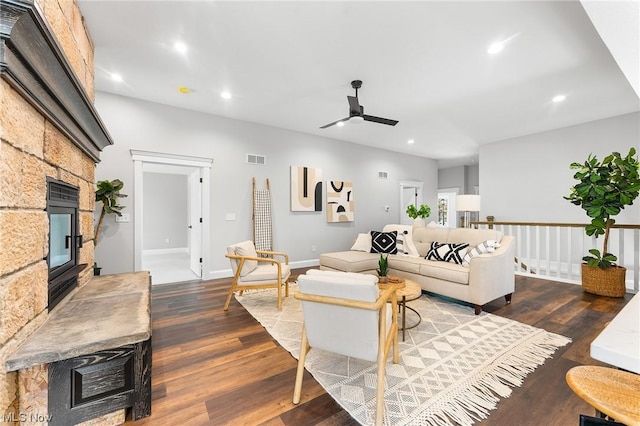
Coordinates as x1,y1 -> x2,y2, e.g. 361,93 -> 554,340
566,366 -> 640,426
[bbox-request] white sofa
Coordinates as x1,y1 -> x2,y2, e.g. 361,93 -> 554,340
319,224 -> 516,314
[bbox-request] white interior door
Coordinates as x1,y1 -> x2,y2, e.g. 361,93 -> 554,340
188,169 -> 202,277
399,181 -> 423,225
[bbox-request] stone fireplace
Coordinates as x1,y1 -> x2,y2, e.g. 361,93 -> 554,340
0,0 -> 120,423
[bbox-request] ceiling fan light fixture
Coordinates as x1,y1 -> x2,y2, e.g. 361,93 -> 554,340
350,116 -> 364,124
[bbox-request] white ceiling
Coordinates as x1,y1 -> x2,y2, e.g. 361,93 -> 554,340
78,1 -> 639,168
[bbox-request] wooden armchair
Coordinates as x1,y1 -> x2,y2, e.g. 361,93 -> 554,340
224,240 -> 290,310
292,270 -> 399,426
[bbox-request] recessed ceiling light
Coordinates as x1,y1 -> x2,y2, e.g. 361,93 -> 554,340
552,94 -> 566,103
487,42 -> 504,55
110,73 -> 123,82
220,91 -> 232,100
178,86 -> 191,94
174,41 -> 188,54
336,121 -> 345,127
408,139 -> 415,144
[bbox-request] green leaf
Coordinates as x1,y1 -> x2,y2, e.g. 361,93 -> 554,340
588,249 -> 601,258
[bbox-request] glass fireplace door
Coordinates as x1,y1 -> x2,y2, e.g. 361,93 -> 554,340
49,212 -> 72,268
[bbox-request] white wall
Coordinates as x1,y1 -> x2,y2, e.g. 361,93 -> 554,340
480,112 -> 640,223
94,92 -> 438,277
143,172 -> 188,250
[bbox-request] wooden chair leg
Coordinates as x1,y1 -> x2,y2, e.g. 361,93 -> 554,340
375,350 -> 386,426
293,327 -> 309,404
285,280 -> 289,297
392,299 -> 399,364
277,281 -> 282,310
223,282 -> 237,311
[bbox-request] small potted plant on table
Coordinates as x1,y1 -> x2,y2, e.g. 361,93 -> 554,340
377,254 -> 388,284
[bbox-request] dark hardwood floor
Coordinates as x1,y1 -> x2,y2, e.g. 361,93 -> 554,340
127,270 -> 633,426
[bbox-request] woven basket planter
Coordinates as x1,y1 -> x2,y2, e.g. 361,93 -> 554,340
581,264 -> 627,297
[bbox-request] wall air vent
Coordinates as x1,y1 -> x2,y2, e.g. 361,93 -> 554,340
378,171 -> 389,179
247,154 -> 266,165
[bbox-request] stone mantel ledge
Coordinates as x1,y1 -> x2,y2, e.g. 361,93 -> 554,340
6,271 -> 151,372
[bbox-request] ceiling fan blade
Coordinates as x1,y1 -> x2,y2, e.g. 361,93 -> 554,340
319,117 -> 350,129
347,96 -> 361,116
363,114 -> 399,126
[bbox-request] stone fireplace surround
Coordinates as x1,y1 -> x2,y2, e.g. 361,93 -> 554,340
0,0 -> 147,424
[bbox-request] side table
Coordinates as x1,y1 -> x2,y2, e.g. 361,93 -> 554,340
396,280 -> 423,341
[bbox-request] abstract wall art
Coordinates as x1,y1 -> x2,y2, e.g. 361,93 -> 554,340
291,166 -> 322,211
326,180 -> 354,222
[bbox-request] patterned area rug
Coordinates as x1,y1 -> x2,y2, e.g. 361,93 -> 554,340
235,285 -> 570,426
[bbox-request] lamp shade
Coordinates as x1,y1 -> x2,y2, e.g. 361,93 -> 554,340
456,194 -> 481,212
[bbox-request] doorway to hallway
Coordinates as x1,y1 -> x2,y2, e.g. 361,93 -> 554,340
131,150 -> 212,284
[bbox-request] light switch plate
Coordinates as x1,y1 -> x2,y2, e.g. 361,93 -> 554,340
116,213 -> 130,223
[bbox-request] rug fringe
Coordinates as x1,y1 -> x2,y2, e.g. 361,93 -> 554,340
411,331 -> 571,426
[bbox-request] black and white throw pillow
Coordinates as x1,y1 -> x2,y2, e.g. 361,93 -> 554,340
462,240 -> 501,266
425,242 -> 469,265
370,231 -> 398,254
396,230 -> 410,255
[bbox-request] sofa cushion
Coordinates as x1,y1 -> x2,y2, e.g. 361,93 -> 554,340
446,228 -> 504,247
370,231 -> 398,254
425,242 -> 469,265
420,260 -> 469,285
319,251 -> 379,273
387,255 -> 424,274
413,228 -> 451,257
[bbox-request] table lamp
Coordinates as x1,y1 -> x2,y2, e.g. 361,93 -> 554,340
456,195 -> 481,228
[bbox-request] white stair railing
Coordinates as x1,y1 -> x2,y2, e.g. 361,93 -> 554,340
473,221 -> 640,293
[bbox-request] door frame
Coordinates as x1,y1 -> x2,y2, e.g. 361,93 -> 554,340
437,187 -> 460,228
131,150 -> 213,279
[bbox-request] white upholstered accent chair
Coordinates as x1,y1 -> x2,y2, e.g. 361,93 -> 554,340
292,270 -> 399,426
224,240 -> 290,310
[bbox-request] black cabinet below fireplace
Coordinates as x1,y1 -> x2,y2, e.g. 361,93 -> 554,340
48,339 -> 151,425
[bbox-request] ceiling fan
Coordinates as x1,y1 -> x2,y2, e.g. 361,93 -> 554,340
319,80 -> 399,129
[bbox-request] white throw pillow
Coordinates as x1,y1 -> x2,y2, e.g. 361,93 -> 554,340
234,240 -> 258,276
350,233 -> 372,252
462,240 -> 501,267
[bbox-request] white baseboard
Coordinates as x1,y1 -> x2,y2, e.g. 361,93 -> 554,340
207,258 -> 319,280
143,247 -> 188,256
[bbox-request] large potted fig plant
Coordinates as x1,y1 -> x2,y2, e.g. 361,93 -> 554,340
564,148 -> 640,297
94,179 -> 127,275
